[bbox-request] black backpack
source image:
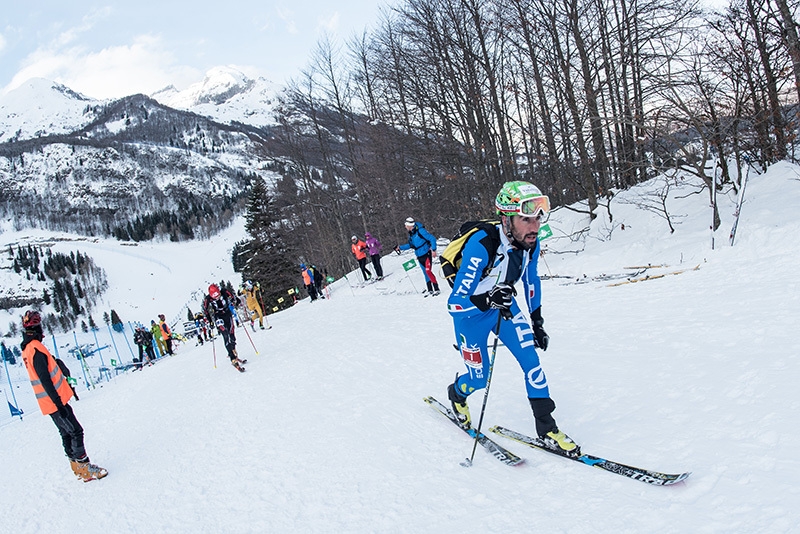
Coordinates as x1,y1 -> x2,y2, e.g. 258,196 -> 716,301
440,220 -> 502,287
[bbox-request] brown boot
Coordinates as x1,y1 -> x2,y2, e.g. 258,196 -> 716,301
72,458 -> 108,482
69,459 -> 84,480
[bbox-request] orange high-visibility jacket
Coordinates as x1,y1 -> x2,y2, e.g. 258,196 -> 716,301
160,320 -> 172,339
22,339 -> 73,415
351,240 -> 367,260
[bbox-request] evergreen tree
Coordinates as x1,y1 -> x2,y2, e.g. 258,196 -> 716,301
88,315 -> 98,330
236,177 -> 300,311
110,309 -> 124,332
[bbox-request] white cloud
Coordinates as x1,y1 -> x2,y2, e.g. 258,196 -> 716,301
276,6 -> 298,35
0,32 -> 6,55
52,6 -> 112,49
317,12 -> 341,33
4,34 -> 201,99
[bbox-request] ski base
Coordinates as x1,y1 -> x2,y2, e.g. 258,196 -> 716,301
424,397 -> 524,467
489,425 -> 690,486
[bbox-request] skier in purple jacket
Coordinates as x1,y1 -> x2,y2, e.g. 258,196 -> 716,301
365,232 -> 384,280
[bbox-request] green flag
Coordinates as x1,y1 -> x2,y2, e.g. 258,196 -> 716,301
538,223 -> 553,240
403,259 -> 417,271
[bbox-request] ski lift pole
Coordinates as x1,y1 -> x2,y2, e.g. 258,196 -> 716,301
2,349 -> 23,420
91,328 -> 107,369
106,323 -> 122,363
72,331 -> 95,390
122,322 -> 137,360
91,327 -> 111,382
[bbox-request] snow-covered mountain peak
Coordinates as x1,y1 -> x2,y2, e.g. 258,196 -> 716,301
166,66 -> 254,108
152,66 -> 279,128
0,78 -> 101,142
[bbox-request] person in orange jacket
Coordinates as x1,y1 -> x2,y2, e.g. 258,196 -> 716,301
158,314 -> 174,355
300,263 -> 318,301
350,235 -> 372,282
20,310 -> 108,482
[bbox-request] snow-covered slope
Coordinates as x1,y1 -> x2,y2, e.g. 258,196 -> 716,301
1,166 -> 798,532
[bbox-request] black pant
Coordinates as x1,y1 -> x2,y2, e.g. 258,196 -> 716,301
138,344 -> 155,362
370,254 -> 384,278
216,315 -> 237,360
357,257 -> 371,281
50,404 -> 86,461
306,283 -> 318,300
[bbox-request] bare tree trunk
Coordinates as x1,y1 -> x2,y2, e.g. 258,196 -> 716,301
774,0 -> 800,105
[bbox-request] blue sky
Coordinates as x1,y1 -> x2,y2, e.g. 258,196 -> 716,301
0,1 -> 385,99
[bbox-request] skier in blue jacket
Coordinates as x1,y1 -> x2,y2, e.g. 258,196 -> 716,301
445,181 -> 579,456
395,217 -> 441,296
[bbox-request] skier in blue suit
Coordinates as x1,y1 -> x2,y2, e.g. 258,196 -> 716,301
445,181 -> 579,456
395,217 -> 441,296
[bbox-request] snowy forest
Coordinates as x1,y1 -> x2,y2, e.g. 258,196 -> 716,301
1,245 -> 107,332
239,0 -> 800,283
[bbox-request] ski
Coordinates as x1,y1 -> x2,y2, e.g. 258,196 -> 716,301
489,425 -> 690,486
424,397 -> 525,466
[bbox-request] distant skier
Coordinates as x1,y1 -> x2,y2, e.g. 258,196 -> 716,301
158,314 -> 174,355
242,280 -> 266,329
150,319 -> 167,357
133,325 -> 156,366
364,232 -> 384,280
20,310 -> 108,482
300,264 -> 318,301
204,284 -> 246,372
444,181 -> 579,456
350,236 -> 372,282
394,217 -> 440,296
194,311 -> 209,344
311,264 -> 327,297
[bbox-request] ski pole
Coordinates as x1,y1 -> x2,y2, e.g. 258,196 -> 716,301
232,309 -> 259,355
258,292 -> 271,329
462,312 -> 504,467
343,273 -> 356,296
212,337 -> 217,369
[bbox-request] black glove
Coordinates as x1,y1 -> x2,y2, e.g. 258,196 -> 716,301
531,306 -> 549,351
54,401 -> 69,418
487,283 -> 515,320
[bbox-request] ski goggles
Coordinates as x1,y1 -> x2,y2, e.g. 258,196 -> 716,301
515,195 -> 551,220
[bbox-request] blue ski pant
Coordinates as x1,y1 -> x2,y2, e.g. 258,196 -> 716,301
452,305 -> 549,399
